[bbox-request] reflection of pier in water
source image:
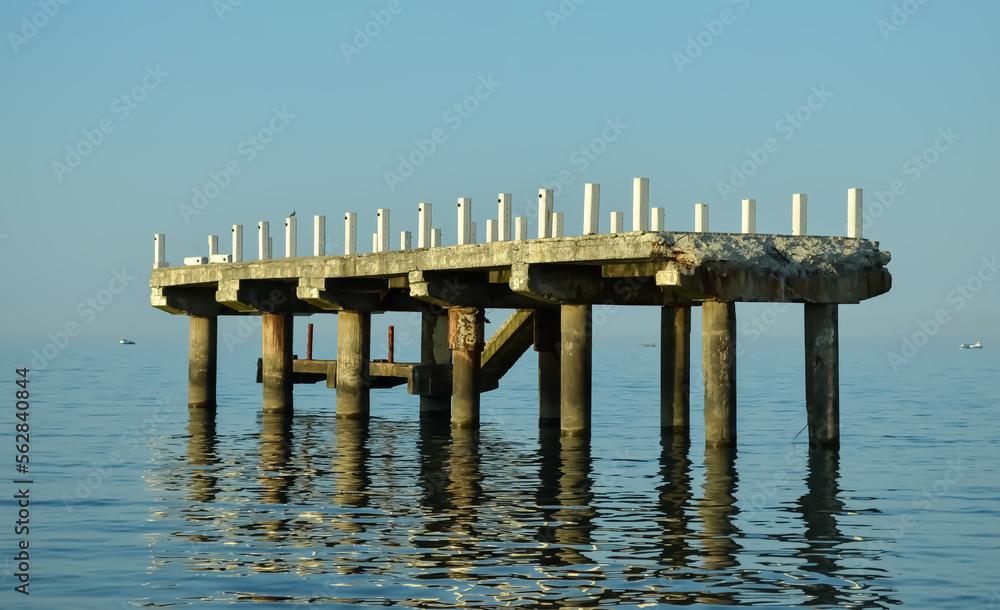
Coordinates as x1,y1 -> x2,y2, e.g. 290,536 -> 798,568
142,407 -> 898,605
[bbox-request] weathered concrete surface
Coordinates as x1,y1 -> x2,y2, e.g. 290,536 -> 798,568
151,232 -> 892,313
449,307 -> 484,428
703,302 -> 737,448
261,312 -> 293,412
188,315 -> 217,408
337,311 -> 370,419
534,308 -> 561,426
560,304 -> 592,437
660,306 -> 690,433
419,311 -> 451,419
804,303 -> 840,449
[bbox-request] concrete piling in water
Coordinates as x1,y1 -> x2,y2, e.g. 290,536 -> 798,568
261,311 -> 293,412
660,306 -> 691,434
419,311 -> 451,419
337,310 -> 371,419
804,303 -> 840,449
560,304 -> 592,437
534,308 -> 561,427
449,307 -> 484,428
188,315 -> 217,408
702,301 -> 737,448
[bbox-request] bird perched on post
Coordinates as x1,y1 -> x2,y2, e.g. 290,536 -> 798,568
289,210 -> 296,218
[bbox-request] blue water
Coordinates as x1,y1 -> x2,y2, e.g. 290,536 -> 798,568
1,334 -> 998,608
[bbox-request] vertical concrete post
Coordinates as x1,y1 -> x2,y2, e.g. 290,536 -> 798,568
742,199 -> 756,234
258,222 -> 269,260
458,198 -> 472,245
337,310 -> 371,419
285,216 -> 297,257
470,221 -> 477,244
847,188 -> 863,238
695,204 -> 709,233
485,219 -> 497,243
633,177 -> 649,231
371,233 -> 378,253
449,307 -> 484,428
610,212 -> 624,233
314,215 -> 325,256
344,213 -> 357,255
418,202 -> 432,248
538,189 -> 553,238
552,212 -> 564,238
268,236 -> 273,260
793,193 -> 807,236
154,233 -> 168,268
497,193 -> 511,241
804,303 -> 840,449
420,311 -> 451,419
660,306 -> 691,434
431,228 -> 441,247
208,235 -> 218,256
400,230 -> 411,250
560,304 -> 592,436
702,301 -> 737,448
583,183 -> 600,235
232,225 -> 243,262
534,308 -> 561,426
514,217 -> 527,241
262,311 -> 293,412
376,208 -> 389,252
651,207 -> 665,231
188,315 -> 217,408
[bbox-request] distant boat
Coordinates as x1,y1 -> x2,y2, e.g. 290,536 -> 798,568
119,338 -> 135,345
960,341 -> 982,349
641,342 -> 656,348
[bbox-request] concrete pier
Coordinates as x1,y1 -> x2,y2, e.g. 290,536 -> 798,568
188,315 -> 217,408
420,311 -> 451,419
261,312 -> 293,412
804,304 -> 840,449
449,307 -> 484,428
337,310 -> 371,419
560,304 -> 592,437
702,301 -> 737,448
534,309 -> 561,426
660,306 -> 691,434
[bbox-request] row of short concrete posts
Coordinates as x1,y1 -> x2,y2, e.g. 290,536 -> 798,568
185,300 -> 839,448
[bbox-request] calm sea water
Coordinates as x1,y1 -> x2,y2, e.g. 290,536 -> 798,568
1,332 -> 998,609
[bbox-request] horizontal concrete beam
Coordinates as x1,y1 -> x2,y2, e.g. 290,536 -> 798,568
150,287 -> 225,317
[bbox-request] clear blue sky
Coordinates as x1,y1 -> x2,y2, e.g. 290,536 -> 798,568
2,1 -> 997,366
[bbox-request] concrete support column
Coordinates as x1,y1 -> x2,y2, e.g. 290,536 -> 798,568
337,310 -> 371,419
702,301 -> 737,448
560,304 -> 592,437
534,308 -> 561,427
420,311 -> 451,419
660,306 -> 691,434
188,315 -> 217,408
804,303 -> 840,449
449,307 -> 484,428
261,312 -> 293,412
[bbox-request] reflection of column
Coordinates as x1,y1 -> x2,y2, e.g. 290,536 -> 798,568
795,449 -> 845,603
332,418 -> 371,536
698,447 -> 741,570
448,428 -> 483,520
417,419 -> 452,511
260,411 -> 293,505
554,436 -> 596,565
186,406 -> 219,503
657,435 -> 694,570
